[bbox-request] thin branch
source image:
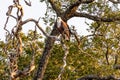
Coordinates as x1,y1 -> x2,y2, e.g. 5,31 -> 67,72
22,18 -> 49,37
105,45 -> 109,65
4,17 -> 11,36
22,18 -> 59,40
81,0 -> 95,3
109,0 -> 120,4
6,5 -> 13,16
114,54 -> 118,65
9,15 -> 17,19
24,0 -> 31,6
4,5 -> 15,37
71,26 -> 80,45
73,12 -> 120,22
79,47 -> 98,61
57,41 -> 69,80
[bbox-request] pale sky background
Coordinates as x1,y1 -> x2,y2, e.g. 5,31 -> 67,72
0,0 -> 92,41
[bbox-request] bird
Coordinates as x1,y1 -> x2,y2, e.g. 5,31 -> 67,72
56,17 -> 70,41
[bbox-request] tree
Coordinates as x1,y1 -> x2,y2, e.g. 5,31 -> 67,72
1,0 -> 120,80
34,0 -> 120,80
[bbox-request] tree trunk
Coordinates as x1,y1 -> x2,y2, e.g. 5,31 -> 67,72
33,25 -> 59,80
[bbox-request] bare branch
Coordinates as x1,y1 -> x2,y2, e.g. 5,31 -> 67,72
81,0 -> 95,3
4,1 -> 37,79
73,12 -> 120,22
109,0 -> 120,4
22,18 -> 59,41
4,5 -> 15,37
105,45 -> 109,65
114,54 -> 118,65
4,17 -> 11,36
22,18 -> 49,37
24,0 -> 31,6
6,6 -> 13,16
71,26 -> 80,45
10,15 -> 17,19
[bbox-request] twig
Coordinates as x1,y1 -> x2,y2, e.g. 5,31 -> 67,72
22,18 -> 59,40
78,47 -> 98,61
22,18 -> 49,37
105,44 -> 109,65
24,0 -> 31,6
109,0 -> 120,4
71,26 -> 80,45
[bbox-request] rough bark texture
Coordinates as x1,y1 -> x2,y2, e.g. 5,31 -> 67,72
33,38 -> 54,80
33,24 -> 59,80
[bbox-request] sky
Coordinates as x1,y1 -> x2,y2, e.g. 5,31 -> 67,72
0,0 -> 92,41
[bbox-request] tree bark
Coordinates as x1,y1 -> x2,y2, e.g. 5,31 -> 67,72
33,24 -> 59,80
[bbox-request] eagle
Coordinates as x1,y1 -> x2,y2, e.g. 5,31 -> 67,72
55,17 -> 70,41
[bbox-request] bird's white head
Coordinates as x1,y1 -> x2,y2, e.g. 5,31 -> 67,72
57,17 -> 62,28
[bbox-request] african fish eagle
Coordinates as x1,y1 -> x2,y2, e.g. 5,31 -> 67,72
56,17 -> 70,41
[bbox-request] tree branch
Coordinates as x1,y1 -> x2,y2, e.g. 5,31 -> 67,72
113,65 -> 120,69
22,18 -> 49,37
81,0 -> 95,3
73,12 -> 120,22
63,0 -> 94,21
71,26 -> 80,45
105,45 -> 109,65
48,0 -> 62,16
22,18 -> 59,40
24,0 -> 31,6
63,1 -> 81,21
109,0 -> 120,4
10,42 -> 36,79
33,21 -> 60,80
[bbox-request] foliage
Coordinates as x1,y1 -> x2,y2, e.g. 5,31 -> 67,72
0,0 -> 120,80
